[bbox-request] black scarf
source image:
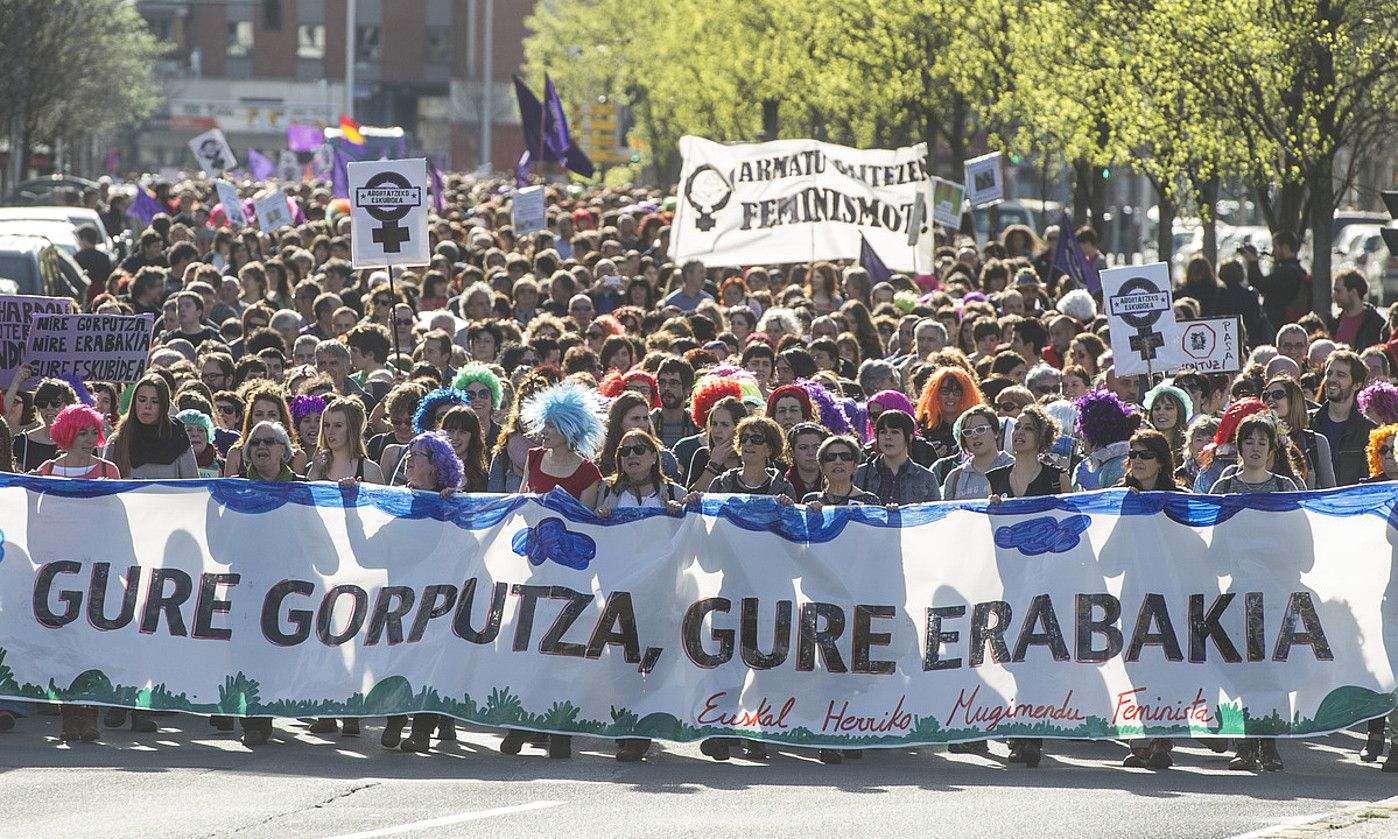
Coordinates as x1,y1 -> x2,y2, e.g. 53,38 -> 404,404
128,418 -> 192,469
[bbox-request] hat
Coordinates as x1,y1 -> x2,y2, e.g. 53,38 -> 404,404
1015,269 -> 1042,288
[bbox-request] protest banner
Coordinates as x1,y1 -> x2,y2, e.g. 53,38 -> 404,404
0,294 -> 72,388
215,181 -> 247,228
189,128 -> 236,175
1,479 -> 1391,747
931,178 -> 967,230
277,150 -> 302,182
23,313 -> 153,384
254,190 -> 293,233
670,136 -> 935,272
511,185 -> 547,235
1101,262 -> 1177,376
1171,316 -> 1243,373
348,159 -> 431,268
964,151 -> 1004,208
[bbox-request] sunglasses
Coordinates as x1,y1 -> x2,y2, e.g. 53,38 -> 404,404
1261,389 -> 1288,402
217,404 -> 237,415
1127,449 -> 1158,461
617,444 -> 654,457
739,433 -> 769,445
464,388 -> 492,400
248,437 -> 280,447
996,401 -> 1023,412
36,399 -> 68,409
820,450 -> 856,463
961,424 -> 994,438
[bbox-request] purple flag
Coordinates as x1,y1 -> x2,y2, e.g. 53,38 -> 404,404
428,158 -> 445,212
515,150 -> 533,187
331,146 -> 350,199
287,123 -> 323,153
542,75 -> 572,161
514,76 -> 547,161
1050,210 -> 1101,293
127,188 -> 163,225
247,148 -> 275,182
859,234 -> 892,285
514,75 -> 595,179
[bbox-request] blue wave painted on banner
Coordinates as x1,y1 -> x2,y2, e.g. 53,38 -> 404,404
1,474 -> 1396,545
995,514 -> 1091,556
511,517 -> 597,570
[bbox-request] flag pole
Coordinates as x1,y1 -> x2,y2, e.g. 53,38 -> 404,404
386,257 -> 403,380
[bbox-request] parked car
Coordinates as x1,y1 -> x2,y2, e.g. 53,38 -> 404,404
0,176 -> 99,208
0,234 -> 89,298
0,206 -> 114,257
0,220 -> 81,257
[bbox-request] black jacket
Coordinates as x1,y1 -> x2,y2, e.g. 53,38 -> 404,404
1327,305 -> 1386,351
1247,257 -> 1307,328
1309,404 -> 1377,487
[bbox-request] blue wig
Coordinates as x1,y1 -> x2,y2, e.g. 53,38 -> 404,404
413,387 -> 471,434
408,431 -> 464,491
450,364 -> 504,409
521,381 -> 606,457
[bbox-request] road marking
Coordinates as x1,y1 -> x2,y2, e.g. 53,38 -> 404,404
1222,811 -> 1348,839
320,800 -> 564,839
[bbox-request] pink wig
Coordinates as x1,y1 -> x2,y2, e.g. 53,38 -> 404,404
50,404 -> 106,450
1358,382 -> 1398,425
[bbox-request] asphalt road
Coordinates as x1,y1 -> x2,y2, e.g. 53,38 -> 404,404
1,715 -> 1395,838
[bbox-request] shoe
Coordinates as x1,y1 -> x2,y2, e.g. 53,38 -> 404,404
1229,743 -> 1260,771
129,712 -> 157,733
436,719 -> 456,742
400,733 -> 431,753
341,719 -> 360,736
548,734 -> 571,759
103,708 -> 127,728
1203,738 -> 1231,753
60,707 -> 81,742
819,749 -> 843,765
1021,744 -> 1042,769
0,712 -> 14,732
1122,749 -> 1149,768
743,739 -> 768,759
616,740 -> 647,762
1147,746 -> 1173,770
499,729 -> 528,755
308,718 -> 338,735
210,716 -> 235,732
1259,740 -> 1284,772
699,738 -> 731,761
1362,721 -> 1385,762
1382,752 -> 1398,773
381,716 -> 405,749
948,741 -> 989,754
241,725 -> 270,747
1006,746 -> 1025,763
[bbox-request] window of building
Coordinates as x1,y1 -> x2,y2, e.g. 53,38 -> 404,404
355,25 -> 381,63
297,24 -> 325,60
425,29 -> 451,64
262,0 -> 283,31
227,21 -> 254,57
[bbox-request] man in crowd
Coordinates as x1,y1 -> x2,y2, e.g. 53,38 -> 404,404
1310,349 -> 1375,486
1328,269 -> 1385,350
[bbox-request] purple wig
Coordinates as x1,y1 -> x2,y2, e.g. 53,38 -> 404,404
866,389 -> 916,438
1358,381 -> 1398,425
795,378 -> 850,434
1073,387 -> 1142,449
407,430 -> 464,491
289,394 -> 328,425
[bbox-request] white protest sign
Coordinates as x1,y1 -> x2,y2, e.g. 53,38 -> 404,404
24,313 -> 153,383
188,128 -> 237,175
348,158 -> 431,268
277,150 -> 301,182
0,294 -> 72,388
1101,262 -> 1178,376
931,178 -> 966,230
511,186 -> 547,235
964,151 -> 1004,208
215,180 -> 247,228
670,136 -> 936,271
253,190 -> 293,233
1171,316 -> 1242,373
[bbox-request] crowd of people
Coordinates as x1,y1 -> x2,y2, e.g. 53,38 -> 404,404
3,172 -> 1398,771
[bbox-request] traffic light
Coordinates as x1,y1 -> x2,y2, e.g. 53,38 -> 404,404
1382,189 -> 1398,255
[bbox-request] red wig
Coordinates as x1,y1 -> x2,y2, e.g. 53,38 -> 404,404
1213,398 -> 1269,447
50,404 -> 107,450
620,370 -> 660,409
766,384 -> 814,421
915,367 -> 984,431
592,314 -> 623,337
597,370 -> 626,399
691,377 -> 744,428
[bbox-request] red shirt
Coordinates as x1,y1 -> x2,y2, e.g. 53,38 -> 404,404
526,447 -> 602,499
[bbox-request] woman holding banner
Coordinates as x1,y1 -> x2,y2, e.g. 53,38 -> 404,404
7,370 -> 77,472
223,382 -> 306,478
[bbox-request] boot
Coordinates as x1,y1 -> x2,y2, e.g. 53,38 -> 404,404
61,706 -> 83,742
818,749 -> 843,765
1258,738 -> 1283,772
129,711 -> 157,733
548,734 -> 571,759
1382,750 -> 1398,773
103,708 -> 127,728
341,719 -> 360,736
616,739 -> 649,762
1229,739 -> 1260,771
1147,740 -> 1173,769
699,738 -> 731,761
436,718 -> 456,742
499,729 -> 529,755
400,715 -> 435,753
948,740 -> 990,755
308,718 -> 339,735
1020,739 -> 1042,769
1122,747 -> 1150,768
743,739 -> 768,759
0,712 -> 14,732
381,715 -> 406,749
210,715 -> 235,732
240,718 -> 272,747
1362,718 -> 1386,762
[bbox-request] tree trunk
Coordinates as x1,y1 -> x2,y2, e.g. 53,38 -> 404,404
1310,160 -> 1335,318
1200,176 -> 1219,267
1154,181 -> 1175,269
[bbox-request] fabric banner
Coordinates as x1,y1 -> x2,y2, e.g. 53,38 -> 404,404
1,476 -> 1394,748
0,294 -> 72,389
23,313 -> 153,383
670,136 -> 935,272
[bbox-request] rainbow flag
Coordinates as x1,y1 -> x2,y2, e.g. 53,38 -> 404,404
339,114 -> 365,146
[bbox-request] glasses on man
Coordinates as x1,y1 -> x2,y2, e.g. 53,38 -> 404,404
217,404 -> 237,416
616,444 -> 653,458
1127,449 -> 1158,461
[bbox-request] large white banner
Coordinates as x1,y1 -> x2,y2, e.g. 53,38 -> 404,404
670,136 -> 935,273
1,476 -> 1394,747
